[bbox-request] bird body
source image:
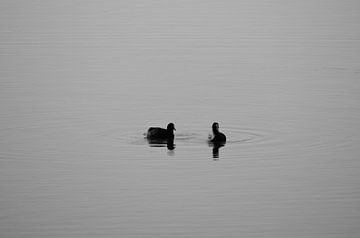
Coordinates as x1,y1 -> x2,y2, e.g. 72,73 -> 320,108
146,123 -> 175,141
209,122 -> 226,143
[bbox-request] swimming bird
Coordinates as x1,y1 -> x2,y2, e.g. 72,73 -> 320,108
146,123 -> 176,141
209,122 -> 226,143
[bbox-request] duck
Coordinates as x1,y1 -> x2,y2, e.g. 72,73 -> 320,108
209,122 -> 226,143
146,123 -> 176,141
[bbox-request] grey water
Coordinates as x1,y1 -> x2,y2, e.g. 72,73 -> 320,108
1,1 -> 360,237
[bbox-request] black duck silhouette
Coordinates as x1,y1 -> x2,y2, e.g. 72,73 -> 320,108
208,122 -> 226,159
208,122 -> 226,143
146,123 -> 176,141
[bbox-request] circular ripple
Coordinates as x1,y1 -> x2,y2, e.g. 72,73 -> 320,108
98,125 -> 274,149
225,126 -> 270,146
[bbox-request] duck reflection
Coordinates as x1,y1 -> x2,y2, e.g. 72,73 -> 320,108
208,122 -> 226,160
147,138 -> 176,151
208,142 -> 225,160
146,123 -> 176,153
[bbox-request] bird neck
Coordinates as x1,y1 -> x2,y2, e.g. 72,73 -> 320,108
213,129 -> 220,135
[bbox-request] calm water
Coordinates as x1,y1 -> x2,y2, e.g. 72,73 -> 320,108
1,1 -> 360,237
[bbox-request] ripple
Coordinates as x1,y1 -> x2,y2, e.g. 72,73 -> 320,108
225,126 -> 271,146
175,126 -> 271,147
100,125 -> 273,149
96,126 -> 146,146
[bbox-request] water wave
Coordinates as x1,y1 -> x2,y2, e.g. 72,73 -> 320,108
100,125 -> 273,149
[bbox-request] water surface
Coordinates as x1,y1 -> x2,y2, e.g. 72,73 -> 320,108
1,1 -> 360,237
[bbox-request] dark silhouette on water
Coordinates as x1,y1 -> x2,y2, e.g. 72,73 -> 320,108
208,122 -> 226,159
209,122 -> 226,143
146,123 -> 176,150
147,123 -> 175,140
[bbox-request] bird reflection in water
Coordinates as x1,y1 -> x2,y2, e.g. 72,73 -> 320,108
147,138 -> 176,154
145,123 -> 176,155
208,122 -> 226,160
209,142 -> 225,160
